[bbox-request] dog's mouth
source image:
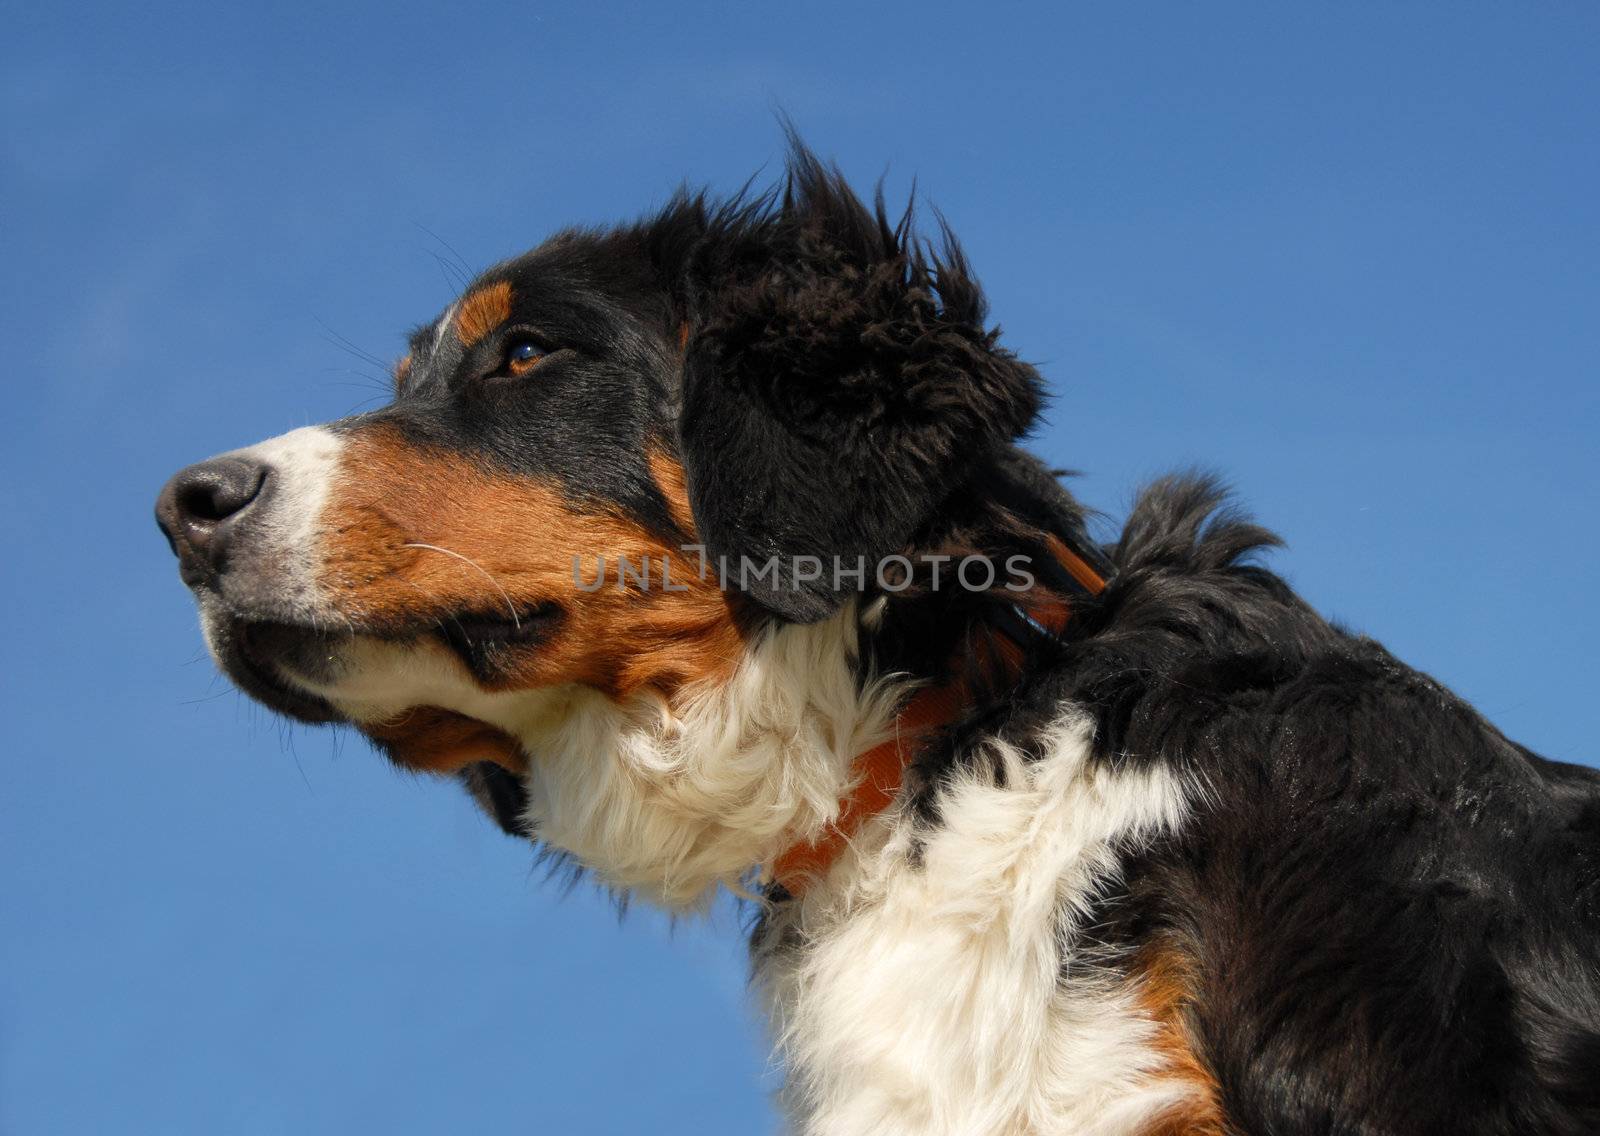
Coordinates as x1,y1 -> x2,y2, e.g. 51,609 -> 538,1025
436,604 -> 564,677
206,602 -> 564,723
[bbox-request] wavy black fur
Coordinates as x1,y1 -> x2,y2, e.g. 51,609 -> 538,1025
640,140 -> 1045,620
904,476 -> 1600,1134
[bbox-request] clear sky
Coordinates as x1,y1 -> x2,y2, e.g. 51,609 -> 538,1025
3,3 -> 1597,1132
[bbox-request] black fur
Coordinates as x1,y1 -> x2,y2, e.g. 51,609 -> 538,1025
929,477 -> 1600,1135
665,145 -> 1044,620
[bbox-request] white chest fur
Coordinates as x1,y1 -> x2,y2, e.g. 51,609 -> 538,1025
754,715 -> 1201,1136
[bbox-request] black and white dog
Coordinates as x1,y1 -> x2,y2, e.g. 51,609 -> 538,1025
156,144 -> 1600,1135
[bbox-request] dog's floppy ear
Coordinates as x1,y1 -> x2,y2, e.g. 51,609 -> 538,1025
673,147 -> 1044,622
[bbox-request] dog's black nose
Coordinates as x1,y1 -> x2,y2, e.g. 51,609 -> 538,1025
155,457 -> 269,579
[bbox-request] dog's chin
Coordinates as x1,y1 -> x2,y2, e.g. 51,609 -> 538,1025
202,613 -> 348,724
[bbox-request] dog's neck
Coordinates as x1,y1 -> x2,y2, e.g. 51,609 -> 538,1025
518,606 -> 909,908
517,525 -> 1108,909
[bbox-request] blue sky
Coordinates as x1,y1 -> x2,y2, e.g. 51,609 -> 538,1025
3,3 -> 1597,1132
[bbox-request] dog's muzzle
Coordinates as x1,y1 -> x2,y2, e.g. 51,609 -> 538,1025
156,427 -> 350,723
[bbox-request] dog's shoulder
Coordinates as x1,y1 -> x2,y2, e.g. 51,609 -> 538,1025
1018,475 -> 1600,1135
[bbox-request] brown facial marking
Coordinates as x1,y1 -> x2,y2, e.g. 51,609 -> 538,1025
1131,944 -> 1228,1136
364,706 -> 526,775
318,425 -> 744,711
393,354 -> 413,390
456,281 -> 514,348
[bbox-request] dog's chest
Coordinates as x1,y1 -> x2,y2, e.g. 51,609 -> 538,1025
754,716 -> 1206,1136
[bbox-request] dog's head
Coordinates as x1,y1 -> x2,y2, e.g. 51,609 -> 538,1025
156,146 -> 1049,863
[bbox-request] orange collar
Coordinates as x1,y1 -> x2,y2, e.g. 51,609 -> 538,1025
770,538 -> 1110,897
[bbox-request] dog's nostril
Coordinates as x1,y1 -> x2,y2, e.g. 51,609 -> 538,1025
155,457 -> 270,565
178,474 -> 250,523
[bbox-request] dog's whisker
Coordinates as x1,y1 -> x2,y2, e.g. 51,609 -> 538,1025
400,542 -> 521,630
414,222 -> 478,287
312,316 -> 392,373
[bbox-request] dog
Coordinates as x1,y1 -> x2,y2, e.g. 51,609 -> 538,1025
156,143 -> 1600,1135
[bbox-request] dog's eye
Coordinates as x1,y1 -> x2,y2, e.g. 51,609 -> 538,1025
502,338 -> 548,377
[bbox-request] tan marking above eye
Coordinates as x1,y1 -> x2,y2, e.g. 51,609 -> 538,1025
393,353 -> 413,389
456,281 -> 514,348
